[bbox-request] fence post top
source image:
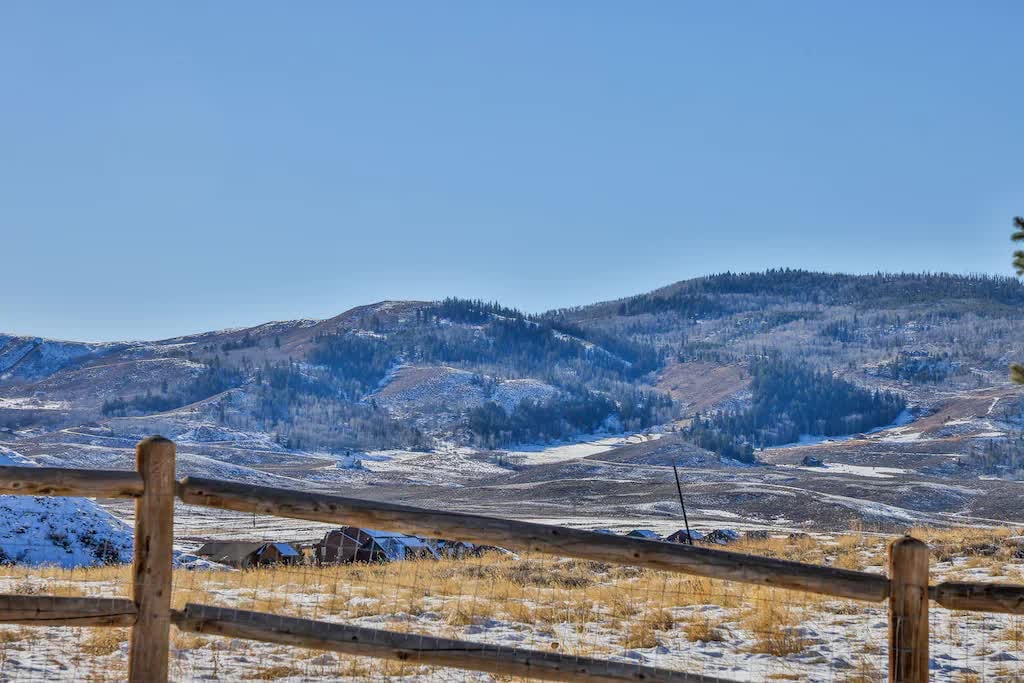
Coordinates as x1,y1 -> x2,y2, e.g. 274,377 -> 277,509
888,536 -> 929,557
892,534 -> 927,549
137,435 -> 174,448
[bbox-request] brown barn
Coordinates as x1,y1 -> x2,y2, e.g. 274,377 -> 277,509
315,527 -> 440,564
665,529 -> 703,543
195,541 -> 301,569
314,527 -> 378,564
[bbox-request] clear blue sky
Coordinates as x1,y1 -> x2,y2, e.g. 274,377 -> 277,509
2,3 -> 1022,342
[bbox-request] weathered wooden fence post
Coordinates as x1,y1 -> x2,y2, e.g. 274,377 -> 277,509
888,535 -> 929,683
129,436 -> 175,683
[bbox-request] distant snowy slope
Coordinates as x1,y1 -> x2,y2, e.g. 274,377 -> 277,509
0,335 -> 114,383
0,446 -> 132,567
373,366 -> 560,416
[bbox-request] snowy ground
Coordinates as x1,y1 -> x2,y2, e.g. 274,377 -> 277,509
0,446 -> 133,567
0,397 -> 69,410
500,432 -> 663,466
356,432 -> 663,485
788,463 -> 910,478
0,530 -> 1020,681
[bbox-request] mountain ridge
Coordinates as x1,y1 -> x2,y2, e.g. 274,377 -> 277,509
10,270 -> 1024,346
3,269 -> 1024,470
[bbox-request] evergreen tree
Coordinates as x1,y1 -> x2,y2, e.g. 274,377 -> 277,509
1012,216 -> 1024,383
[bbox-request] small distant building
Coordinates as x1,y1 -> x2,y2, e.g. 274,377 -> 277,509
702,529 -> 741,545
435,540 -> 479,559
315,527 -> 377,564
666,529 -> 704,544
364,530 -> 440,562
291,541 -> 317,563
626,529 -> 662,541
195,541 -> 301,569
315,527 -> 440,564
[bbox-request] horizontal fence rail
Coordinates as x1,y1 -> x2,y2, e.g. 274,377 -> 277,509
931,581 -> 1024,615
177,476 -> 891,602
0,594 -> 137,626
0,438 -> 1022,683
173,603 -> 728,683
0,465 -> 143,498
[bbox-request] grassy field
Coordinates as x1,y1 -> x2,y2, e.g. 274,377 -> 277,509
1,528 -> 1023,681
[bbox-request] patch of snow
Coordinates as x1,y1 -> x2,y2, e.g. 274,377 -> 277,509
767,410 -> 918,450
490,379 -> 559,414
0,445 -> 133,567
0,397 -> 70,410
792,464 -> 909,479
362,448 -> 511,485
880,430 -> 924,443
372,365 -> 562,426
552,330 -> 595,351
352,329 -> 387,339
502,432 -> 664,466
696,508 -> 744,519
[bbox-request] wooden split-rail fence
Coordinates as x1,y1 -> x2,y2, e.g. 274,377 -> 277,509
0,436 -> 1020,681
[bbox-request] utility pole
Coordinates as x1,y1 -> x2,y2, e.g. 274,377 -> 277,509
672,462 -> 693,545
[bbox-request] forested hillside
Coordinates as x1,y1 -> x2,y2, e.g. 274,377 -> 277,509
553,270 -> 1024,391
687,358 -> 906,462
292,298 -> 671,448
3,271 -> 1024,458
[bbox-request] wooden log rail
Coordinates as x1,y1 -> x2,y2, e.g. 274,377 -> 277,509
1,463 -> 1023,613
0,595 -> 137,626
931,581 -> 1024,615
173,603 -> 732,683
0,465 -> 143,498
176,476 -> 892,602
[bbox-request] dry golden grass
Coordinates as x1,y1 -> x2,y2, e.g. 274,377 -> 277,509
444,599 -> 495,626
333,658 -> 380,677
840,658 -> 884,683
682,614 -> 726,642
644,608 -> 675,631
0,527 -> 1018,678
622,619 -> 661,649
173,631 -> 209,650
250,664 -> 304,680
740,599 -> 812,656
81,661 -> 129,683
1004,618 -> 1024,649
0,627 -> 31,644
80,628 -> 128,656
953,674 -> 983,683
620,609 -> 676,649
909,525 -> 1019,564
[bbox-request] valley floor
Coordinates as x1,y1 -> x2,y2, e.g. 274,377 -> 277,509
8,382 -> 1022,545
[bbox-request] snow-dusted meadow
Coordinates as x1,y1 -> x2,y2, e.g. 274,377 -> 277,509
0,528 -> 1021,681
